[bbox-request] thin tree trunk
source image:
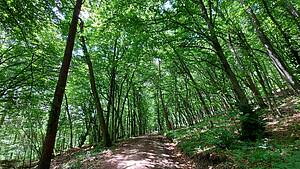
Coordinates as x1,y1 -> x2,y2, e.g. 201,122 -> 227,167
228,33 -> 267,108
241,1 -> 300,92
132,91 -> 136,136
169,45 -> 210,116
174,73 -> 180,127
261,0 -> 300,66
64,94 -> 73,148
198,0 -> 261,140
127,98 -> 131,137
157,60 -> 174,130
78,104 -> 90,147
38,1 -> 82,168
137,90 -> 143,135
115,71 -> 135,138
106,39 -> 117,140
156,90 -> 163,131
79,19 -> 112,147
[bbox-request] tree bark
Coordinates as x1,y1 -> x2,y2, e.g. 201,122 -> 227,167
79,20 -> 112,147
38,0 -> 82,168
155,90 -> 163,131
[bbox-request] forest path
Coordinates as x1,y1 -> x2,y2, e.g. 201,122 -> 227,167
81,135 -> 195,169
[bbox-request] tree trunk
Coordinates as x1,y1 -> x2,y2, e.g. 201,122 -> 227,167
107,39 -> 117,140
38,0 -> 82,168
78,104 -> 90,147
261,0 -> 300,66
137,90 -> 143,135
157,60 -> 174,130
79,20 -> 112,147
227,33 -> 267,108
132,91 -> 137,136
156,90 -> 163,131
115,72 -> 134,138
199,0 -> 262,140
242,1 -> 300,92
170,46 -> 210,116
234,25 -> 276,107
64,94 -> 73,148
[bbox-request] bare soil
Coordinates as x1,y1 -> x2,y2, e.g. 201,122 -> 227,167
51,135 -> 195,169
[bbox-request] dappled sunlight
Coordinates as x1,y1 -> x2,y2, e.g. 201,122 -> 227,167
266,110 -> 300,138
196,146 -> 215,154
81,135 -> 195,169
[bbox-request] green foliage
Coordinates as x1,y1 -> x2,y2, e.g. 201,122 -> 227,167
1,0 -> 300,166
167,114 -> 238,155
240,111 -> 266,141
273,150 -> 300,169
69,160 -> 82,169
166,110 -> 300,169
215,128 -> 238,149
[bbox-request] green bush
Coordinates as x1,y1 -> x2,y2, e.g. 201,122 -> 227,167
215,129 -> 237,149
240,111 -> 265,141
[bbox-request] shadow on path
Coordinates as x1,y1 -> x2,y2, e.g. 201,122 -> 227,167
82,135 -> 195,169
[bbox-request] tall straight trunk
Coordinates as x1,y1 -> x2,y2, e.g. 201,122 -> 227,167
115,72 -> 134,138
228,34 -> 267,108
158,85 -> 173,130
78,105 -> 89,147
261,0 -> 300,66
157,60 -> 174,130
234,26 -> 276,106
198,0 -> 261,140
168,45 -> 210,116
38,1 -> 82,168
242,1 -> 300,92
127,98 -> 131,137
64,94 -> 73,148
114,74 -> 127,140
79,20 -> 112,147
106,39 -> 117,140
156,90 -> 163,131
174,73 -> 180,127
132,91 -> 137,136
137,91 -> 143,135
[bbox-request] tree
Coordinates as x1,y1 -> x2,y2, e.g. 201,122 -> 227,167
1,0 -> 300,164
197,0 -> 261,140
38,0 -> 83,168
79,19 -> 112,147
241,0 -> 300,92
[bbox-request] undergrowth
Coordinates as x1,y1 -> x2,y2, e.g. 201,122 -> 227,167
166,108 -> 300,169
55,145 -> 108,168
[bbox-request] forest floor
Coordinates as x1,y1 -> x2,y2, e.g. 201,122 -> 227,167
50,135 -> 195,169
166,95 -> 300,169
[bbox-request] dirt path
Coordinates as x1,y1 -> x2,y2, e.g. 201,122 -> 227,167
80,135 -> 195,169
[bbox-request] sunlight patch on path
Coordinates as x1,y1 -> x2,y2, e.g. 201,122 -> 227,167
83,135 -> 195,169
